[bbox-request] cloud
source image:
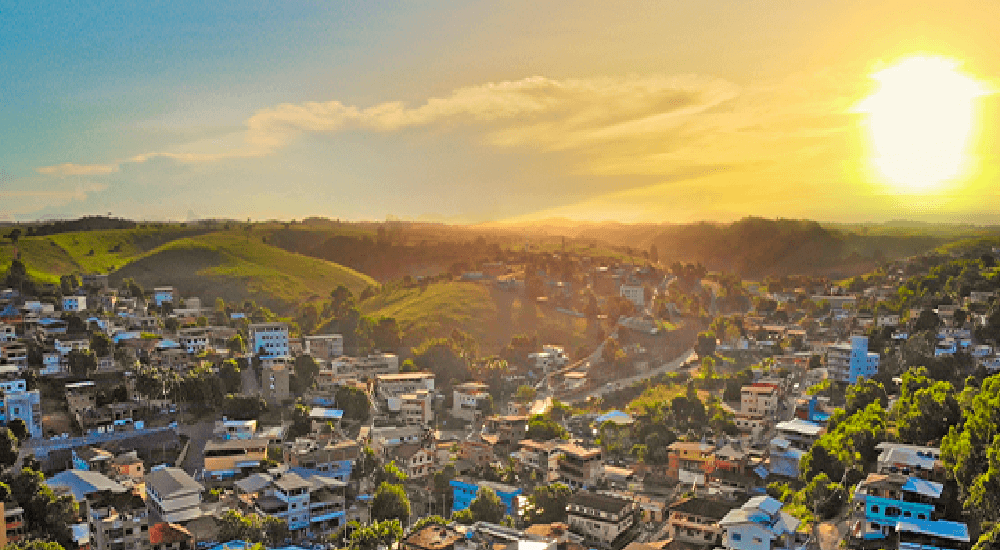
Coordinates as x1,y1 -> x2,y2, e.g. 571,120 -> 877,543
36,163 -> 119,176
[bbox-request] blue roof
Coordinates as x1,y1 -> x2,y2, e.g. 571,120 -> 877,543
38,318 -> 63,325
896,518 -> 970,542
596,410 -> 633,424
310,407 -> 343,419
902,477 -> 943,498
156,339 -> 180,349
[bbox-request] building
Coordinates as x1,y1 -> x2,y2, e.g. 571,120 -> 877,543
261,357 -> 291,403
452,381 -> 491,423
566,492 -> 637,549
87,490 -> 151,550
283,438 -> 358,482
619,283 -> 645,310
769,419 -> 825,479
458,440 -> 494,469
304,335 -> 344,361
0,378 -> 42,438
387,444 -> 435,479
248,323 -> 290,359
557,443 -> 603,490
485,415 -> 529,444
667,442 -> 716,484
62,295 -> 87,312
153,287 -> 175,307
214,419 -> 258,440
235,468 -> 348,539
849,472 -> 968,548
0,502 -> 25,546
401,524 -> 463,550
826,335 -> 879,384
149,522 -> 194,550
719,496 -> 799,550
319,354 -> 400,387
399,391 -> 434,427
741,384 -> 779,419
875,443 -> 944,481
451,478 -> 522,517
145,467 -> 205,523
203,438 -> 269,484
366,425 -> 424,454
375,372 -> 436,402
667,497 -> 734,547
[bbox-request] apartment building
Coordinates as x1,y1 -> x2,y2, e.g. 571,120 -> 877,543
283,438 -> 358,482
667,497 -> 733,547
145,467 -> 204,524
235,469 -> 348,539
375,372 -> 436,402
202,438 -> 269,484
850,473 -> 969,549
213,419 -> 257,440
666,442 -> 716,484
248,323 -> 290,359
62,295 -> 87,312
485,415 -> 529,444
566,492 -> 637,550
826,335 -> 879,384
319,354 -> 399,388
0,377 -> 41,438
386,444 -> 435,480
261,357 -> 291,403
399,391 -> 434,427
719,496 -> 800,550
87,490 -> 151,550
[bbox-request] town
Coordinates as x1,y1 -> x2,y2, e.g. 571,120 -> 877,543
0,225 -> 997,550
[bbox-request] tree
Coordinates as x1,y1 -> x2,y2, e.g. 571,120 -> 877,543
892,367 -> 960,445
370,482 -> 410,523
467,487 -> 507,524
914,309 -> 941,332
525,482 -> 571,524
0,428 -> 17,467
291,355 -> 319,394
515,385 -> 537,404
411,515 -> 449,532
526,414 -> 567,441
90,332 -> 112,357
3,540 -> 65,550
845,378 -> 887,416
375,462 -> 409,486
347,519 -> 403,550
67,350 -> 96,377
335,385 -> 370,421
227,334 -> 246,355
695,331 -> 717,358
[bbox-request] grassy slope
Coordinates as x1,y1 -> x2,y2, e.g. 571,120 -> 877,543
112,231 -> 377,311
360,282 -> 499,345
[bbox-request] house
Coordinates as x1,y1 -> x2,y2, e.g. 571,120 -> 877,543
48,469 -> 126,502
145,467 -> 205,523
283,438 -> 358,481
769,419 -> 824,479
309,408 -> 344,437
458,440 -> 495,468
741,384 -> 779,419
0,502 -> 25,546
875,443 -> 944,481
261,357 -> 291,403
620,283 -> 645,310
320,353 -> 400,387
566,491 -> 637,550
401,524 -> 463,550
719,496 -> 800,550
451,477 -> 522,517
826,336 -> 879,384
667,496 -> 736,547
153,287 -> 175,307
452,381 -> 491,423
149,523 -> 194,550
376,372 -> 436,401
247,322 -> 290,359
849,472 -> 968,548
0,377 -> 42,438
234,468 -> 348,539
62,295 -> 87,312
557,442 -> 603,490
386,443 -> 435,479
110,450 -> 146,482
666,442 -> 716,484
367,425 -> 425,454
213,419 -> 258,440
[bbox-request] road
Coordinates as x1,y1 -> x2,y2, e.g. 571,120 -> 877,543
562,347 -> 696,403
241,363 -> 259,395
177,420 -> 216,478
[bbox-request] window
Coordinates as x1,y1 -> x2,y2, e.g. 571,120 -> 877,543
752,537 -> 762,543
903,511 -> 911,518
870,505 -> 879,514
918,514 -> 926,520
731,534 -> 741,541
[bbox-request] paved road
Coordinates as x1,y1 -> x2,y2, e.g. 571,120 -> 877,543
177,420 -> 216,478
562,347 -> 696,403
241,364 -> 259,395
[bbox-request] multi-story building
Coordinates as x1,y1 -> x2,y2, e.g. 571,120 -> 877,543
386,444 -> 435,480
62,295 -> 87,312
399,391 -> 434,427
261,357 -> 291,403
319,354 -> 399,387
826,335 -> 879,384
875,443 -> 945,481
304,335 -> 344,361
0,325 -> 16,343
0,377 -> 42,438
236,469 -> 348,539
149,523 -> 194,550
566,492 -> 637,549
0,502 -> 24,547
366,425 -> 425,454
619,283 -> 645,310
769,419 -> 825,479
458,440 -> 494,469
741,384 -> 779,418
850,472 -> 969,548
485,415 -> 529,444
666,442 -> 716,484
666,497 -> 733,547
153,287 -> 175,308
451,478 -> 522,517
176,329 -> 208,355
248,323 -> 290,359
719,496 -> 800,550
0,343 -> 26,366
283,438 -> 358,482
202,438 -> 269,484
557,443 -> 603,490
145,467 -> 204,524
451,382 -> 491,423
375,372 -> 436,402
515,439 -> 563,482
213,419 -> 257,440
87,490 -> 151,550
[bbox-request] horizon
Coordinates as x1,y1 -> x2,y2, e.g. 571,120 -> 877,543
4,1 -> 999,224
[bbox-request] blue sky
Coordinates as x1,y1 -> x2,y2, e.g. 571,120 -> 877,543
3,0 -> 999,223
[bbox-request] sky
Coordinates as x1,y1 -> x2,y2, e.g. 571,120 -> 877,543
3,0 -> 999,224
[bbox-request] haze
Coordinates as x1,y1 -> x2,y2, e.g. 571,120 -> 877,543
3,1 -> 999,223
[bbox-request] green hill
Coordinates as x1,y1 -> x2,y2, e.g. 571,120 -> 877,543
110,232 -> 377,312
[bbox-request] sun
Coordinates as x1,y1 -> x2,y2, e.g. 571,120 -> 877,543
855,56 -> 986,192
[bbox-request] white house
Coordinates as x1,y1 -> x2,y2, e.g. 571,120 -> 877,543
619,284 -> 645,310
452,381 -> 491,422
720,496 -> 800,550
145,467 -> 204,523
248,322 -> 290,359
62,296 -> 87,312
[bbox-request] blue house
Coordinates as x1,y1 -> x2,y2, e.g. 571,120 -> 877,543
851,472 -> 968,547
451,477 -> 521,518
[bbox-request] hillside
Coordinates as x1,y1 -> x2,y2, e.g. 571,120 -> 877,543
110,232 -> 377,313
358,281 -> 598,353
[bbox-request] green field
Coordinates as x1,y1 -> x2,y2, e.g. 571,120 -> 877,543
360,282 -> 500,344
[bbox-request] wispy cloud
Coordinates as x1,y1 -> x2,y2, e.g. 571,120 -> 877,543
36,163 -> 119,176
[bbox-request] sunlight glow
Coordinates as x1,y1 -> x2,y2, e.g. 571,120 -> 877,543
855,56 -> 986,192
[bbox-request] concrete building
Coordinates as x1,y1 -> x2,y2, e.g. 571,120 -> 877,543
87,490 -> 151,550
667,497 -> 733,547
283,438 -> 358,482
320,353 -> 399,386
619,284 -> 645,310
304,335 -> 344,361
451,478 -> 522,518
566,492 -> 637,550
451,381 -> 491,423
62,296 -> 87,312
0,502 -> 25,547
557,443 -> 603,490
145,467 -> 204,523
0,377 -> 41,438
399,391 -> 434,427
849,473 -> 969,548
213,419 -> 257,440
202,438 -> 269,484
666,442 -> 716,484
153,287 -> 175,308
261,357 -> 291,403
235,469 -> 348,539
719,496 -> 800,550
248,322 -> 290,359
375,372 -> 436,402
514,439 -> 563,482
826,335 -> 879,384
